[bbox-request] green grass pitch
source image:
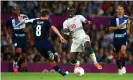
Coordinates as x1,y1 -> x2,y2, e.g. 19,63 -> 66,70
1,72 -> 133,80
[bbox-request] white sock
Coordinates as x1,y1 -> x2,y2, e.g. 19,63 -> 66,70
76,61 -> 80,65
13,61 -> 17,64
90,53 -> 97,64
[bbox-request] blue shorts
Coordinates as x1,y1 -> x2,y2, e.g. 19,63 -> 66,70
113,37 -> 127,53
35,40 -> 58,61
12,37 -> 28,53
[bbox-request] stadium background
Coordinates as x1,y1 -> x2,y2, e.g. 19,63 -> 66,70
1,1 -> 133,72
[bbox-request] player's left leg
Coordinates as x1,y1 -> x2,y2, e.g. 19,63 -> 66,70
84,41 -> 102,70
83,35 -> 102,70
120,45 -> 127,74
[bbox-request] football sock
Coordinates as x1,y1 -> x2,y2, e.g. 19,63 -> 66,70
88,48 -> 97,64
14,53 -> 20,63
122,58 -> 126,67
116,59 -> 122,69
53,65 -> 66,76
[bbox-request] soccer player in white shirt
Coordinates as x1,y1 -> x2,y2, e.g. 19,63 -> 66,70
63,7 -> 102,70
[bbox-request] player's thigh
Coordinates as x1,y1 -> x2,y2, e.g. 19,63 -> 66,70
36,48 -> 49,59
113,38 -> 123,53
70,42 -> 82,53
71,37 -> 83,52
120,45 -> 127,54
21,40 -> 28,53
13,41 -> 22,53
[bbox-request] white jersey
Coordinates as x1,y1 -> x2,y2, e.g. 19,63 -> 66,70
63,15 -> 87,38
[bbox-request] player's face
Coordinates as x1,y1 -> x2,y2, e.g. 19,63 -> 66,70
68,9 -> 75,18
117,6 -> 124,15
12,6 -> 20,16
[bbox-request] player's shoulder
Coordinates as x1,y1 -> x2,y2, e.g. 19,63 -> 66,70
20,14 -> 28,17
124,15 -> 129,19
111,15 -> 117,19
7,17 -> 13,22
76,15 -> 84,18
63,19 -> 68,24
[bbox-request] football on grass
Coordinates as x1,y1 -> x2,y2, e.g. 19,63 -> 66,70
74,67 -> 84,76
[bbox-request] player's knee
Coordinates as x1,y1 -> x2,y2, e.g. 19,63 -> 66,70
84,41 -> 91,49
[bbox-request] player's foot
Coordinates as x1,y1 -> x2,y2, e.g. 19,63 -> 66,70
118,69 -> 123,75
122,67 -> 126,74
74,61 -> 80,69
94,63 -> 102,70
13,62 -> 18,74
63,71 -> 69,76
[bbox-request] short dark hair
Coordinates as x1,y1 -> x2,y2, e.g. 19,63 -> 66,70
12,5 -> 20,11
67,7 -> 75,12
40,9 -> 49,17
117,5 -> 124,9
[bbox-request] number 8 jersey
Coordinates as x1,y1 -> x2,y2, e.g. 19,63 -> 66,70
32,19 -> 52,48
63,15 -> 87,38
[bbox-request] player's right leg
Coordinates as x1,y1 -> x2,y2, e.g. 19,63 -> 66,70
70,52 -> 80,68
13,47 -> 22,74
70,40 -> 82,68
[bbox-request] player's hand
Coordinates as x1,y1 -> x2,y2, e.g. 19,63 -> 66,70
18,16 -> 25,23
88,21 -> 91,24
118,24 -> 124,29
59,37 -> 66,43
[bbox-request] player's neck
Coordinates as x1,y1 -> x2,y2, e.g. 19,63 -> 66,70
13,15 -> 20,18
40,17 -> 48,20
117,14 -> 124,18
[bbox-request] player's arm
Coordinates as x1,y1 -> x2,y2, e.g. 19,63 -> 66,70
51,25 -> 66,43
63,21 -> 70,35
79,15 -> 91,25
18,16 -> 39,23
109,17 -> 125,32
126,19 -> 131,35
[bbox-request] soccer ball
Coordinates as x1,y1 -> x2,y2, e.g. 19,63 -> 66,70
74,67 -> 84,76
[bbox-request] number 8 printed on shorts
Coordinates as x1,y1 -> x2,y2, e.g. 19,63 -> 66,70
36,25 -> 41,36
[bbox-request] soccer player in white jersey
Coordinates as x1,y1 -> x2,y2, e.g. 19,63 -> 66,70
63,7 -> 102,70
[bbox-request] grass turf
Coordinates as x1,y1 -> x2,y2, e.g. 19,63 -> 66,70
1,72 -> 133,80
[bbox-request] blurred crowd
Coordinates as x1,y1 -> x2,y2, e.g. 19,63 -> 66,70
1,1 -> 133,17
1,1 -> 133,69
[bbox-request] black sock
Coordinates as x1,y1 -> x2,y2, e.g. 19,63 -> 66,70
14,53 -> 20,63
116,59 -> 122,69
53,65 -> 65,76
122,58 -> 126,67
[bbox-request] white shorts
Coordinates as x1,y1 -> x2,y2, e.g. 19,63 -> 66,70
70,35 -> 90,52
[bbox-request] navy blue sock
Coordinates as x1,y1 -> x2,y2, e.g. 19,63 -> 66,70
122,58 -> 126,67
14,53 -> 20,63
53,66 -> 65,76
116,59 -> 122,69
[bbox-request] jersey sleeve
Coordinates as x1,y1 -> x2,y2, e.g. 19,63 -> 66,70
79,15 -> 86,23
23,15 -> 29,20
63,20 -> 68,29
6,18 -> 12,28
109,17 -> 115,27
25,18 -> 39,23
